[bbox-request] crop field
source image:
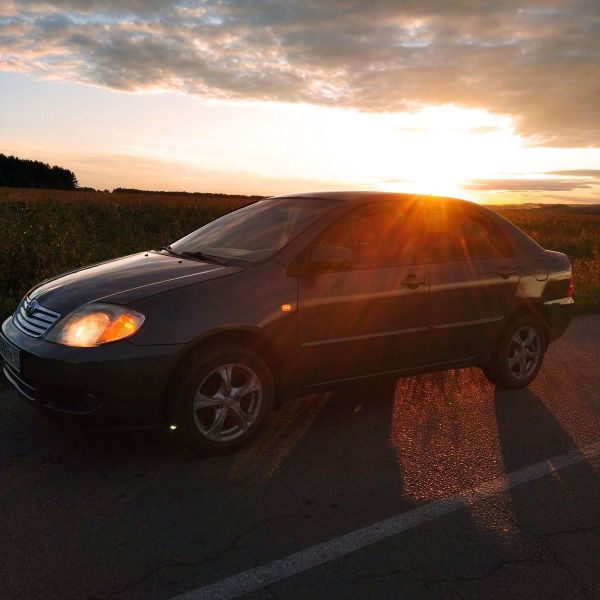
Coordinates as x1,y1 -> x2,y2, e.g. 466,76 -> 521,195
0,187 -> 251,321
0,188 -> 598,325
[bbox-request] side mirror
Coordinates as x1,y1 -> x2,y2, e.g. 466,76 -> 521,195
308,244 -> 353,271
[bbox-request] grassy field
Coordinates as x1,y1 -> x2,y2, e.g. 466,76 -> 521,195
0,188 -> 598,325
0,187 -> 251,321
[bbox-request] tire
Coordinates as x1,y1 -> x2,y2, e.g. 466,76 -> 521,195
169,344 -> 274,455
483,315 -> 546,389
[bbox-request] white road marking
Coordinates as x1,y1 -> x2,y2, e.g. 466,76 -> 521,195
173,440 -> 600,600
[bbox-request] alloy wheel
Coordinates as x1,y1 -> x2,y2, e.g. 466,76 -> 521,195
192,363 -> 262,442
508,326 -> 541,380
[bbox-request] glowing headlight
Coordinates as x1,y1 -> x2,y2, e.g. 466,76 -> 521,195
46,303 -> 145,347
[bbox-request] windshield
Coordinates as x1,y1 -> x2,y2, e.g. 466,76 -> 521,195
170,197 -> 338,263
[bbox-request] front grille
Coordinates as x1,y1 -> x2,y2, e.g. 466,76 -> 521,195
13,297 -> 61,338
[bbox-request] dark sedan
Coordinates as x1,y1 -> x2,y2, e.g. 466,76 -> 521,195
0,192 -> 574,454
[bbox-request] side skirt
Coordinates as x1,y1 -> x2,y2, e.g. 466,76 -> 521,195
298,355 -> 482,395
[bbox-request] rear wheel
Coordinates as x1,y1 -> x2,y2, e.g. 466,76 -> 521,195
170,345 -> 274,455
483,315 -> 546,389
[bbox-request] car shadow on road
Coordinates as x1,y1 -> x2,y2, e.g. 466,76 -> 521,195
240,374 -> 600,599
489,387 -> 600,598
2,372 -> 599,600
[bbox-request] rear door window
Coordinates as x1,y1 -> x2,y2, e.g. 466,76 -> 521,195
415,205 -> 513,263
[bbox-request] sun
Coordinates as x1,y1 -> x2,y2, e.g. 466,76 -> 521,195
308,104 -> 523,200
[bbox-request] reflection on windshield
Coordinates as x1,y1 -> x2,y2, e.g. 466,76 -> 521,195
170,198 -> 337,262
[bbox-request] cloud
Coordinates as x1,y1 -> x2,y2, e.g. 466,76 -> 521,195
463,178 -> 595,192
380,177 -> 411,183
2,1 -> 600,146
545,169 -> 600,177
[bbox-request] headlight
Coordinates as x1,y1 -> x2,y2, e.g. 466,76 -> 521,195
46,303 -> 145,347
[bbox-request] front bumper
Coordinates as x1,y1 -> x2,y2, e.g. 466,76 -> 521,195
1,317 -> 184,427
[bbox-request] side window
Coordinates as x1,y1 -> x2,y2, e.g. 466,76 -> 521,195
415,205 -> 461,263
459,211 -> 513,258
416,205 -> 513,263
315,205 -> 414,270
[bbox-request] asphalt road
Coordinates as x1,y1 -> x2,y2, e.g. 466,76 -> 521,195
1,315 -> 599,600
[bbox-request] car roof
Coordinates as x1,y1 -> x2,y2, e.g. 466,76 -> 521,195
270,190 -> 471,206
268,191 -> 544,262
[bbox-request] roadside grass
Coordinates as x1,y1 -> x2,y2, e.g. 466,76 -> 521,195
0,189 -> 598,325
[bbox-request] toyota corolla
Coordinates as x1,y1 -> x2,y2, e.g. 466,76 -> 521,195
0,192 -> 574,454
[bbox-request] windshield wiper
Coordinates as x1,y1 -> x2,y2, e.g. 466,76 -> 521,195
158,245 -> 182,257
157,245 -> 229,266
179,250 -> 229,266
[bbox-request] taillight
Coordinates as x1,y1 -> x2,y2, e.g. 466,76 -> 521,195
567,272 -> 574,298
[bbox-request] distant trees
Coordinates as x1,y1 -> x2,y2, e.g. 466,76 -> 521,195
112,187 -> 264,200
0,154 -> 78,190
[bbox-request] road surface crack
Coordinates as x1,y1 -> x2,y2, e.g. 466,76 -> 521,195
481,497 -> 596,599
96,512 -> 298,599
343,554 -> 553,588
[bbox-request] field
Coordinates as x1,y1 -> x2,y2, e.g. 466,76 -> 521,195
0,188 -> 598,325
0,187 -> 251,321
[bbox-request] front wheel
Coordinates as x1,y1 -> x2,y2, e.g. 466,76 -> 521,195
483,315 -> 546,389
170,345 -> 274,455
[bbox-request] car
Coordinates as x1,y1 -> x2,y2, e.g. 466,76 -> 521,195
0,192 -> 574,454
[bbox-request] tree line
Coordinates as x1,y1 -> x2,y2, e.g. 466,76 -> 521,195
0,154 -> 78,190
113,187 -> 264,199
0,154 -> 266,198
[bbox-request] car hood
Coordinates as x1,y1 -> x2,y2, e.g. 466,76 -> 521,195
28,252 -> 241,315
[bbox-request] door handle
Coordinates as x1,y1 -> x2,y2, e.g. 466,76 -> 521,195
401,274 -> 427,289
497,266 -> 517,279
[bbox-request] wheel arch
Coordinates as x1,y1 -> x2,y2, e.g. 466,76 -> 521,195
161,327 -> 287,423
506,301 -> 552,347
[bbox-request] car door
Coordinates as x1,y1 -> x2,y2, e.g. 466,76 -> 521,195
415,203 -> 520,363
297,202 -> 429,385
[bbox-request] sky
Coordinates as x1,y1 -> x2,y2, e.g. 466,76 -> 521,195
1,0 -> 599,203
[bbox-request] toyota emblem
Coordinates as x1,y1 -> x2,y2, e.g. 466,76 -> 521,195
25,299 -> 37,316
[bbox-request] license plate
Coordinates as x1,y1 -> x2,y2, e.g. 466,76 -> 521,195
0,337 -> 20,372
